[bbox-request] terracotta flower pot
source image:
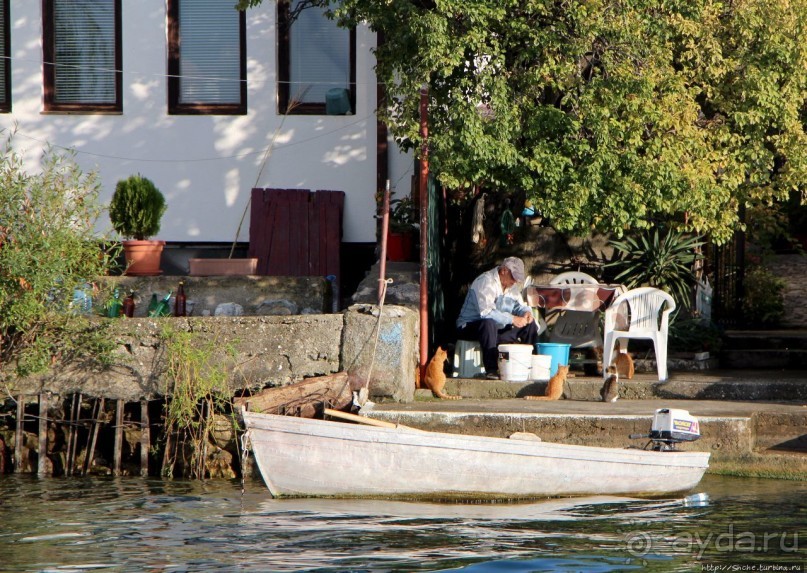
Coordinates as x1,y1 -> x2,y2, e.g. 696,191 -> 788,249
188,258 -> 258,276
123,240 -> 165,276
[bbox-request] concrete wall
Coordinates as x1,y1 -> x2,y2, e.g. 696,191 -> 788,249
96,275 -> 331,317
767,254 -> 807,328
2,304 -> 419,404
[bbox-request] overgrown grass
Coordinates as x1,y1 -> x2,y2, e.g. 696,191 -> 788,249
159,325 -> 239,479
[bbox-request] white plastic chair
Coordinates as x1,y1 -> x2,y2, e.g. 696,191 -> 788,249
550,271 -> 599,285
602,287 -> 676,381
545,271 -> 602,350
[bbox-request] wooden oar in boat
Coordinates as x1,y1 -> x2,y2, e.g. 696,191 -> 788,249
323,408 -> 422,431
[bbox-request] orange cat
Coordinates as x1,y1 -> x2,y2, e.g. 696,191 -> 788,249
420,347 -> 462,400
525,364 -> 569,400
614,341 -> 634,379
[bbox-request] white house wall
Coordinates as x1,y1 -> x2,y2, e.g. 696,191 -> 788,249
1,1 -> 411,244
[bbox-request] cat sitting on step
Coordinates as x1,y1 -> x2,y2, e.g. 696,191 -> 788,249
614,341 -> 634,379
599,364 -> 619,402
524,364 -> 569,400
418,347 -> 462,400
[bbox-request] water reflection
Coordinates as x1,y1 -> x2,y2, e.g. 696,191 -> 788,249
0,474 -> 804,572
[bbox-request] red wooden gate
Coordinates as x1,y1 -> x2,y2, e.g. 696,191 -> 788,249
248,188 -> 344,282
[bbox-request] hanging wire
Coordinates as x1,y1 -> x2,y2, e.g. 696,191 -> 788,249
10,112 -> 374,164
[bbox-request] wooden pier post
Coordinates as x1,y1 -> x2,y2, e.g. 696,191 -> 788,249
113,399 -> 124,476
14,396 -> 24,472
84,398 -> 104,475
65,393 -> 82,476
140,400 -> 150,477
37,393 -> 48,476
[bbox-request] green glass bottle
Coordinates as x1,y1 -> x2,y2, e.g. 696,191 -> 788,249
106,287 -> 123,318
155,291 -> 173,317
147,294 -> 159,317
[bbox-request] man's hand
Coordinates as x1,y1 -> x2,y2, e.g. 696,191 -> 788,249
512,312 -> 533,328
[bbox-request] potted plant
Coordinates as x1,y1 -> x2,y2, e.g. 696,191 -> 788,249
387,194 -> 418,261
109,174 -> 167,276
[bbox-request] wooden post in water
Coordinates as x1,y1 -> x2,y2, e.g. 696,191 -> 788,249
113,399 -> 124,476
84,398 -> 104,475
14,396 -> 24,472
65,393 -> 82,476
37,393 -> 48,476
65,394 -> 76,476
140,400 -> 150,477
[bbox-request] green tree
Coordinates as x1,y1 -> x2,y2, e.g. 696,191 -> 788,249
238,0 -> 807,243
0,131 -> 118,377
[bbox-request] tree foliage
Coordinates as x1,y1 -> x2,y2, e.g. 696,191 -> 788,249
0,131 -> 118,377
606,229 -> 704,310
240,0 -> 807,243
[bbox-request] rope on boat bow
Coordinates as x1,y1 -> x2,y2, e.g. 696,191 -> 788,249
239,429 -> 252,496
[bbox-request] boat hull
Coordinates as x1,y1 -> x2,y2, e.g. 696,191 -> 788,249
242,411 -> 710,499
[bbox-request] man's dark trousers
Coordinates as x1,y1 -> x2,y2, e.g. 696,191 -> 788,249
457,319 -> 539,374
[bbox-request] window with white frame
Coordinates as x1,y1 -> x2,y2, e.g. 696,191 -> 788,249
167,0 -> 247,115
42,0 -> 121,113
278,0 -> 355,115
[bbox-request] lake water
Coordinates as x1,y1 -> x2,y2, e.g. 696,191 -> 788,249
0,474 -> 804,572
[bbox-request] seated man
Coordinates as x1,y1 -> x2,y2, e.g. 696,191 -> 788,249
456,257 -> 538,379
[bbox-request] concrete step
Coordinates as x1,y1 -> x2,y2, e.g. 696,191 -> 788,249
719,348 -> 807,369
752,412 -> 807,453
720,330 -> 807,369
421,370 -> 807,402
365,399 -> 807,480
723,330 -> 807,350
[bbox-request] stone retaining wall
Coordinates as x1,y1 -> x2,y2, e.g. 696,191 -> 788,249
2,305 -> 419,403
768,254 -> 807,328
96,275 -> 331,317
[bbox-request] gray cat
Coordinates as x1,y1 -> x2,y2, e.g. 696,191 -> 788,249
600,365 -> 619,402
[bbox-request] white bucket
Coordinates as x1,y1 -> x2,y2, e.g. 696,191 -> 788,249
531,354 -> 552,381
497,344 -> 533,382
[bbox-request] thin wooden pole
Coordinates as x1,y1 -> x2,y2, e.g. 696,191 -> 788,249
378,181 -> 390,304
14,395 -> 24,472
161,430 -> 173,478
65,394 -> 75,476
140,400 -> 150,477
113,399 -> 124,476
194,398 -> 210,479
84,398 -> 104,476
66,393 -> 82,476
37,393 -> 48,477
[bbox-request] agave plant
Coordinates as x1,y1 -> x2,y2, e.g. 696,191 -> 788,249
606,229 -> 704,311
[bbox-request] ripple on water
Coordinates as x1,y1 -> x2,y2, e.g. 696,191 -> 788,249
0,474 -> 804,572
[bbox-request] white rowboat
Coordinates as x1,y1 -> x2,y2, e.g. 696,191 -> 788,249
242,411 -> 710,499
